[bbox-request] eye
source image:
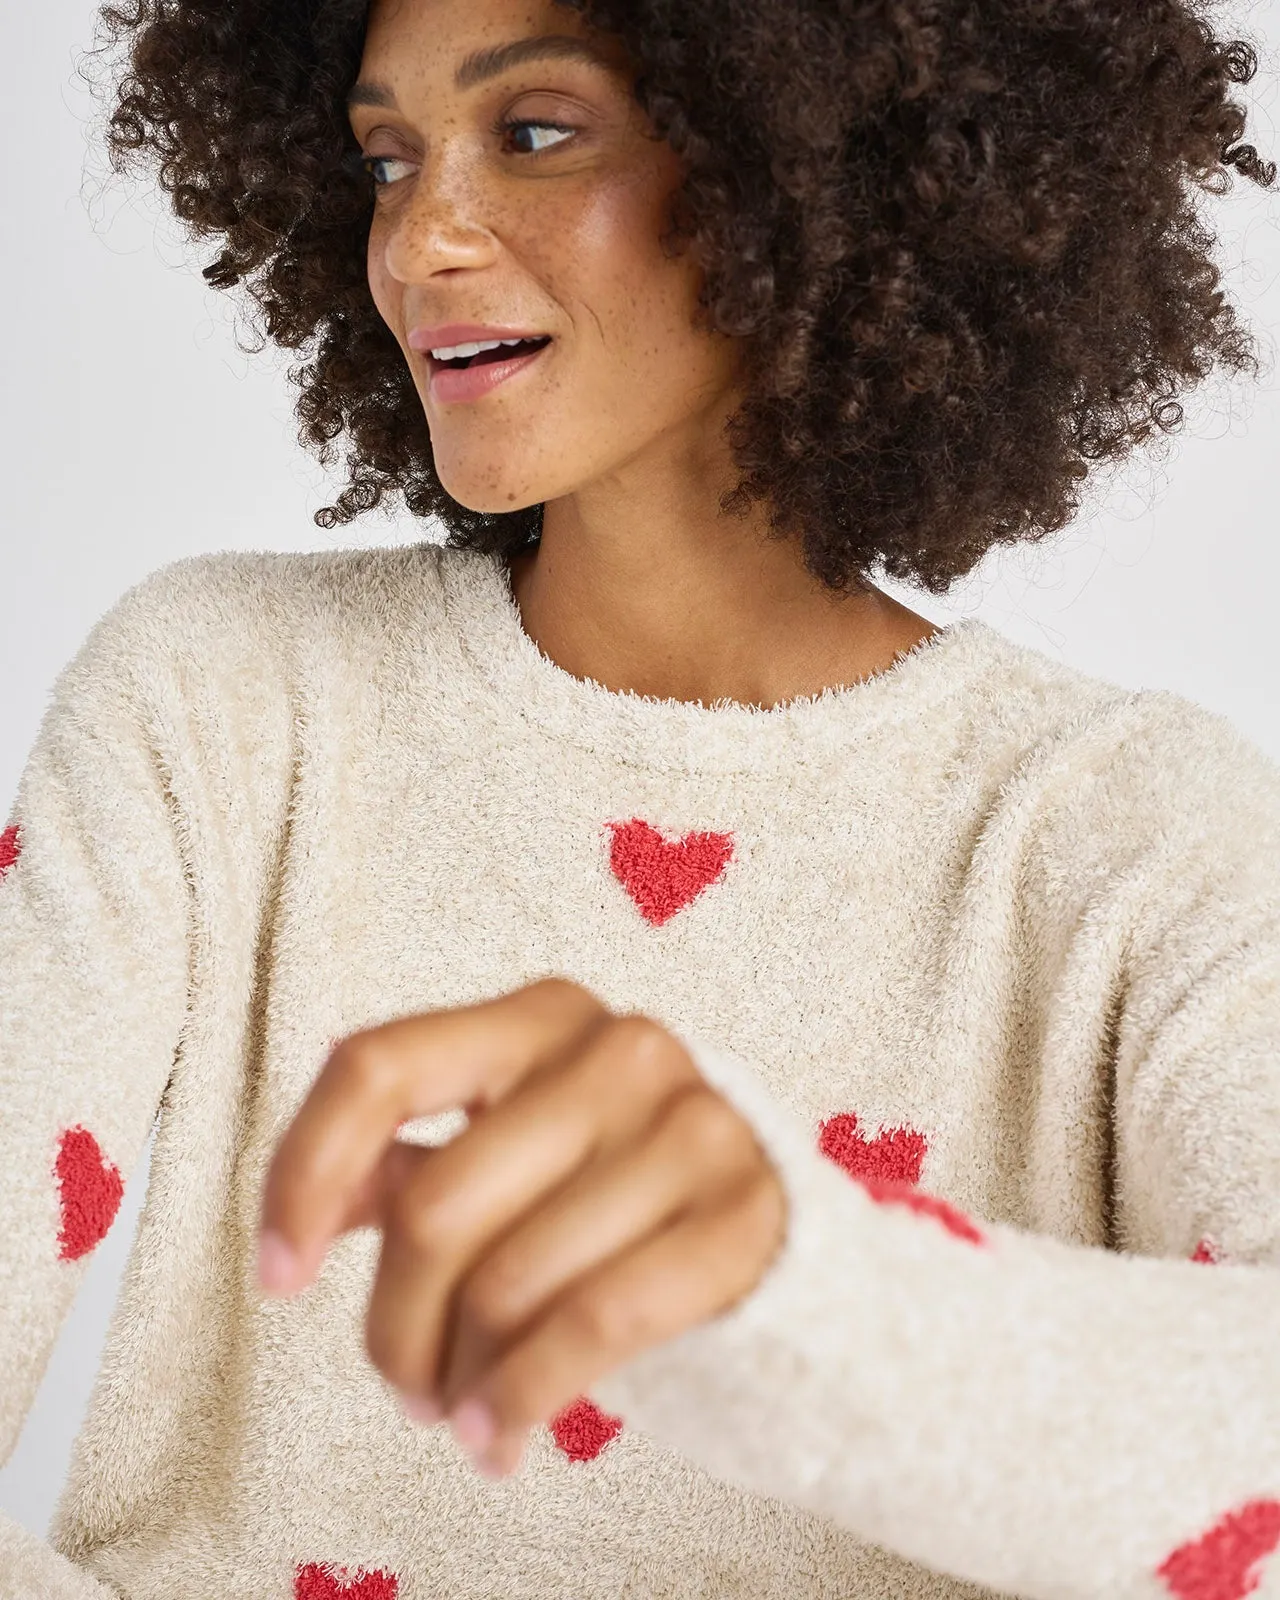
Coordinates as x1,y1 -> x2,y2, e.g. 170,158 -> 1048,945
342,116 -> 577,192
492,116 -> 577,157
357,154 -> 415,187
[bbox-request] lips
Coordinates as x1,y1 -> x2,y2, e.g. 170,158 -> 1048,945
426,336 -> 554,404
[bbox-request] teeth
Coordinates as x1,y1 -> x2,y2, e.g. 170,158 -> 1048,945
430,337 -> 539,360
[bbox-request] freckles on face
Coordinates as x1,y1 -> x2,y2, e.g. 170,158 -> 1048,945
355,0 -> 742,513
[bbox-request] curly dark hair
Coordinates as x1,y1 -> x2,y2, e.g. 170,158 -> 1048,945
86,0 -> 1275,597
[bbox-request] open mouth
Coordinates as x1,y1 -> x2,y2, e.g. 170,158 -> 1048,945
434,336 -> 552,370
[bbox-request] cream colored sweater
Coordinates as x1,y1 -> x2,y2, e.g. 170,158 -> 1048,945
3,542 -> 1280,1600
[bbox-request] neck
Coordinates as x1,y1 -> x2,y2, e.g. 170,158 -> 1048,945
506,496 -> 941,712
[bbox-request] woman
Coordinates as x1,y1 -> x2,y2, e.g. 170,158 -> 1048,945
2,0 -> 1278,1595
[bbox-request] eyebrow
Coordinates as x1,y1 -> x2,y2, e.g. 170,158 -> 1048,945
346,34 -> 616,109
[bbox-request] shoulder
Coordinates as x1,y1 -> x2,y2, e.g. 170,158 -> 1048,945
967,626 -> 1278,826
96,540 -> 447,644
1032,688 -> 1278,935
1038,680 -> 1279,862
73,542 -> 450,690
950,627 -> 1280,907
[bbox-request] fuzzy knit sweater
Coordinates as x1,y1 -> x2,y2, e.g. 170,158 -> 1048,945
2,540 -> 1280,1600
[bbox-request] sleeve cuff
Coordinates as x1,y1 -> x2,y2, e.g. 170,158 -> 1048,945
588,1030 -> 896,1496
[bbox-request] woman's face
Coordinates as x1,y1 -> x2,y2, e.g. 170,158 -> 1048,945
349,0 -> 744,514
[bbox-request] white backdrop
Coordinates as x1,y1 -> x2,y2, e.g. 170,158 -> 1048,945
2,0 -> 1279,1542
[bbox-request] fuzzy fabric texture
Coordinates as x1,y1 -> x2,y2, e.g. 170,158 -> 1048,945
1,541 -> 1278,1600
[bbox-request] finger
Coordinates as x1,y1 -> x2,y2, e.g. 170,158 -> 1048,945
256,977 -> 608,1290
333,1138 -> 433,1235
437,1086 -> 759,1412
255,1137 -> 433,1294
462,1176 -> 787,1471
361,1016 -> 696,1400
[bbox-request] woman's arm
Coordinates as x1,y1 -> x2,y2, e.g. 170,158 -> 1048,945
0,574 -> 193,1597
589,718 -> 1280,1600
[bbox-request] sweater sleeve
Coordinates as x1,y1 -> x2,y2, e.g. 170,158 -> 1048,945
589,701 -> 1280,1600
0,574 -> 193,1598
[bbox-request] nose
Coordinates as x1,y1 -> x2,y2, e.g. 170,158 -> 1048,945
381,154 -> 501,285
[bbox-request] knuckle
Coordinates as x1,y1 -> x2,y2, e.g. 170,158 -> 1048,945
604,1015 -> 691,1090
665,1087 -> 756,1168
564,1286 -> 648,1352
530,974 -> 582,1000
526,975 -> 595,1019
338,1037 -> 401,1099
609,1012 -> 662,1050
456,1259 -> 525,1336
525,976 -> 610,1035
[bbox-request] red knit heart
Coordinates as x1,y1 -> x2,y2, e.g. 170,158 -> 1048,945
818,1111 -> 987,1246
1156,1498 -> 1280,1600
550,1395 -> 624,1462
0,822 -> 21,881
55,1126 -> 124,1261
818,1111 -> 928,1186
1192,1237 -> 1222,1264
605,818 -> 734,927
294,1563 -> 399,1598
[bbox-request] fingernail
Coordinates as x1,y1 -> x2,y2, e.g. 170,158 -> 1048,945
401,1392 -> 442,1425
450,1398 -> 495,1455
257,1230 -> 299,1295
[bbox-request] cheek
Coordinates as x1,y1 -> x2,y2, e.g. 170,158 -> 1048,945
531,185 -> 719,388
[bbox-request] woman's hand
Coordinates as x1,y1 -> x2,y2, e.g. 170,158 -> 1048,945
256,976 -> 787,1478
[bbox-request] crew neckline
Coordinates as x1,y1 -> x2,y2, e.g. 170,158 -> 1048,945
436,544 -> 1000,776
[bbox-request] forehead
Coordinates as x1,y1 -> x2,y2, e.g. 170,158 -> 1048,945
359,0 -> 595,66
351,0 -> 637,121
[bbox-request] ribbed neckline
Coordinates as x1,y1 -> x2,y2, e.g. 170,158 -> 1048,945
436,544 -> 1001,777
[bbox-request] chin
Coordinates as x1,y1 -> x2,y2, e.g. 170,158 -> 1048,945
437,477 -> 546,516
432,450 -> 565,516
